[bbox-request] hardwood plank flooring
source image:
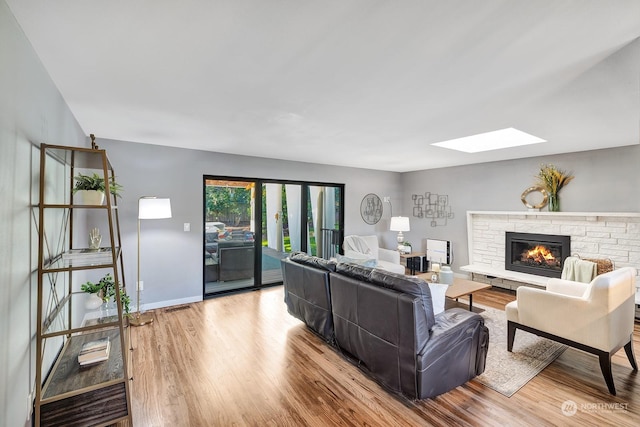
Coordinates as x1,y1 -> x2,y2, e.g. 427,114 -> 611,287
126,286 -> 640,426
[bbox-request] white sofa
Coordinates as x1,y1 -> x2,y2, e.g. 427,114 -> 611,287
342,235 -> 405,274
505,267 -> 638,395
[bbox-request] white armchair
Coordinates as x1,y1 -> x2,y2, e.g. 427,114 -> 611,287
505,267 -> 638,395
342,235 -> 405,274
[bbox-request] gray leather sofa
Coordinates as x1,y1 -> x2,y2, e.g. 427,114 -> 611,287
281,253 -> 336,342
281,253 -> 489,399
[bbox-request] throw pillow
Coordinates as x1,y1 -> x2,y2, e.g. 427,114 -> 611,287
336,253 -> 377,268
428,283 -> 448,315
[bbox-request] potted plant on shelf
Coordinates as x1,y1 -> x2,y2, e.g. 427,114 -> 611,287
81,279 -> 105,309
81,273 -> 131,316
402,241 -> 412,254
73,172 -> 123,205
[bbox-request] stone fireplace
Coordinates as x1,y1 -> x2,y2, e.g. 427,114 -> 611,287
462,211 -> 640,290
505,232 -> 570,278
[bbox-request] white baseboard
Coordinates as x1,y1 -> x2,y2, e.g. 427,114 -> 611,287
138,295 -> 203,312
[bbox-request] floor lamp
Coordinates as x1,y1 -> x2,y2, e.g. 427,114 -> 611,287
130,196 -> 172,327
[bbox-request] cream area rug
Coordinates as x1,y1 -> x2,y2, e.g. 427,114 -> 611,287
474,306 -> 567,397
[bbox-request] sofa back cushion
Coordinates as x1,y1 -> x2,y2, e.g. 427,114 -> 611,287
290,252 -> 337,272
282,257 -> 334,341
329,271 -> 432,398
335,262 -> 375,282
369,269 -> 436,329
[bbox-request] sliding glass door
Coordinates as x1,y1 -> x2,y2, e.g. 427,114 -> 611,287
204,176 -> 343,296
259,183 -> 343,285
204,179 -> 256,295
307,185 -> 342,259
261,183 -> 299,285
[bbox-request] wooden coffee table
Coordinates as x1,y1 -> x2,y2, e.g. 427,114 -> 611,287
416,273 -> 491,311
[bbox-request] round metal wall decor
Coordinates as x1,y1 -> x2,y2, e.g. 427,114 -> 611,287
360,193 -> 383,224
521,186 -> 549,210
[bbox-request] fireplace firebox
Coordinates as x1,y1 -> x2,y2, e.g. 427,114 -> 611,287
505,232 -> 570,278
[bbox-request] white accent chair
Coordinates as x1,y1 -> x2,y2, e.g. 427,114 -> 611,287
342,235 -> 405,274
505,267 -> 638,395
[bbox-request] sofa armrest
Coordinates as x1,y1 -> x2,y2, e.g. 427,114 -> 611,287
515,286 -> 592,327
546,278 -> 590,297
378,247 -> 400,264
422,309 -> 485,355
417,308 -> 488,398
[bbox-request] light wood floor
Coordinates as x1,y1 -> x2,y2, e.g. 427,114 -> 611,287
126,286 -> 640,426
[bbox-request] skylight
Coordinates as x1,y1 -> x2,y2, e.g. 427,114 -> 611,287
431,128 -> 546,153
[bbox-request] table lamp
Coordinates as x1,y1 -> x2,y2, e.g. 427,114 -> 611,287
390,216 -> 410,250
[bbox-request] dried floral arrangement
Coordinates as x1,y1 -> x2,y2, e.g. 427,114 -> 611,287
536,164 -> 574,195
535,164 -> 574,211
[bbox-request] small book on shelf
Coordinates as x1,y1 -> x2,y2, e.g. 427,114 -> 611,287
78,337 -> 110,366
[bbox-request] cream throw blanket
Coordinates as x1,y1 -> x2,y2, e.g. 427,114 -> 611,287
561,256 -> 597,283
343,235 -> 372,255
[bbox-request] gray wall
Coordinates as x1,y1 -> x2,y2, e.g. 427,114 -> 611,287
98,138 -> 402,308
0,1 -> 88,425
102,138 -> 639,310
400,145 -> 640,271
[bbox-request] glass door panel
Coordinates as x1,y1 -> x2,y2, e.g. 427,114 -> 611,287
260,183 -> 301,285
308,185 -> 342,259
204,177 -> 344,295
204,179 -> 255,296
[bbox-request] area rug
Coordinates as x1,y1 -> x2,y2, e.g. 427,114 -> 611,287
475,305 -> 567,397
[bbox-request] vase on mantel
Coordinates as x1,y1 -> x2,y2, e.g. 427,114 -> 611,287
548,193 -> 560,212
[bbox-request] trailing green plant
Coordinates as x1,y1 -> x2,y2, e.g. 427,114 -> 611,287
73,173 -> 124,198
80,280 -> 103,294
81,273 -> 131,316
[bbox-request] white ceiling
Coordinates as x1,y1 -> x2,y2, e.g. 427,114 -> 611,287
7,0 -> 640,172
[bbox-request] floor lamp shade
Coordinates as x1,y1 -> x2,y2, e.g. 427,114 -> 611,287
132,197 -> 172,326
139,197 -> 172,219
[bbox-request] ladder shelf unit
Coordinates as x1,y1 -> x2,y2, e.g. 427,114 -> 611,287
35,143 -> 132,426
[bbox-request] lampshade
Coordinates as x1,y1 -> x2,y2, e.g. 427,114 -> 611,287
390,216 -> 410,232
139,197 -> 172,219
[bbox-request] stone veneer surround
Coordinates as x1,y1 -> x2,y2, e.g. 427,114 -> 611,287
462,211 -> 640,289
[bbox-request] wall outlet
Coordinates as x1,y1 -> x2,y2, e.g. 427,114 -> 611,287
383,196 -> 390,203
137,281 -> 144,291
184,222 -> 190,232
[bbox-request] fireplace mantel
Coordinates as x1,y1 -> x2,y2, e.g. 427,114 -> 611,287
466,210 -> 640,219
462,211 -> 640,290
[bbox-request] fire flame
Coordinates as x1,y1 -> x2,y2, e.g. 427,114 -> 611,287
522,245 -> 557,266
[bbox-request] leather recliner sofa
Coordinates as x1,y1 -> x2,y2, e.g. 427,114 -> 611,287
281,252 -> 489,399
281,253 -> 336,342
